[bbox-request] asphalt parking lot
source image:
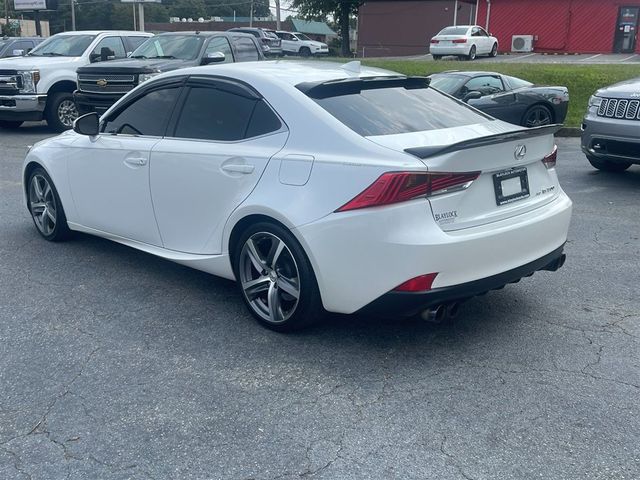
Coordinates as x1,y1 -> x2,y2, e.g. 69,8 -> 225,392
1,125 -> 639,479
385,52 -> 640,64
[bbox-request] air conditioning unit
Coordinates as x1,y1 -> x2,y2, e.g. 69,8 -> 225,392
511,35 -> 534,53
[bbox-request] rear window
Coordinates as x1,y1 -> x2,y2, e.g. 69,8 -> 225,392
505,75 -> 533,89
310,86 -> 490,136
438,27 -> 469,36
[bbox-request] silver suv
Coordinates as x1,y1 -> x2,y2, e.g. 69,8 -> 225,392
582,78 -> 640,172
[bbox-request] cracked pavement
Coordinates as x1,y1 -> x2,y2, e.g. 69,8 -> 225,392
1,125 -> 639,479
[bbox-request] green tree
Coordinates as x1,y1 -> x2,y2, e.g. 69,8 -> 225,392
292,0 -> 362,57
169,0 -> 207,20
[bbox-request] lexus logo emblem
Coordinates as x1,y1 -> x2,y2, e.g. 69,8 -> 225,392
96,79 -> 108,87
514,144 -> 527,160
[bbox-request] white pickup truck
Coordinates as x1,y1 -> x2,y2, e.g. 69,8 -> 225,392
0,30 -> 151,131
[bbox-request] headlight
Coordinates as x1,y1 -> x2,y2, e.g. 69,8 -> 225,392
138,72 -> 160,84
588,95 -> 603,108
18,70 -> 39,93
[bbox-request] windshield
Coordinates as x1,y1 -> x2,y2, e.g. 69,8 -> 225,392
310,85 -> 489,136
505,75 -> 533,89
294,33 -> 312,41
428,74 -> 467,94
131,35 -> 204,60
29,34 -> 95,57
438,27 -> 469,36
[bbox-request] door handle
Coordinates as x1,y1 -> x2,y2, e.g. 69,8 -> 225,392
221,164 -> 254,174
124,157 -> 147,166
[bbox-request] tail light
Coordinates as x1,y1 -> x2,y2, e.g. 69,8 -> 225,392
542,145 -> 557,169
452,38 -> 467,44
336,171 -> 480,212
394,273 -> 438,292
430,39 -> 440,44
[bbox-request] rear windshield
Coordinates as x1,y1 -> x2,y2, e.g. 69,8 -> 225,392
438,27 -> 469,36
310,86 -> 490,136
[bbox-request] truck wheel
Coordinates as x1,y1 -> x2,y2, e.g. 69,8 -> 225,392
586,154 -> 631,172
46,92 -> 78,132
0,120 -> 23,129
432,55 -> 442,60
299,47 -> 311,58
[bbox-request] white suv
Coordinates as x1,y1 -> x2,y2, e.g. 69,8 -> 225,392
275,31 -> 329,57
0,30 -> 151,131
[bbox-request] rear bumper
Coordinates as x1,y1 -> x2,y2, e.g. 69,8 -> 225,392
430,44 -> 470,55
73,90 -> 122,115
581,112 -> 640,164
0,94 -> 46,121
358,245 -> 565,316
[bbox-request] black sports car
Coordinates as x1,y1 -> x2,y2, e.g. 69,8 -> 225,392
428,71 -> 569,127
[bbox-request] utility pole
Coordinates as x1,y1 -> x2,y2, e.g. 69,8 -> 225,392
249,0 -> 253,27
275,0 -> 281,30
132,3 -> 136,31
71,0 -> 76,30
4,0 -> 9,35
138,2 -> 145,31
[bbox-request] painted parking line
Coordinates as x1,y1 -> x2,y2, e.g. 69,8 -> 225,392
580,54 -> 602,62
503,53 -> 536,61
621,54 -> 639,62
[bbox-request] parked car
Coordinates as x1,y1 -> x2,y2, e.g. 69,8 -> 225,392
430,25 -> 498,60
428,71 -> 569,127
582,78 -> 640,172
0,30 -> 152,131
274,31 -> 329,57
227,27 -> 282,57
22,61 -> 571,331
75,31 -> 264,115
0,37 -> 44,58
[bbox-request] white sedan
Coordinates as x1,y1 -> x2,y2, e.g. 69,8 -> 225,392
22,61 -> 571,331
430,25 -> 499,60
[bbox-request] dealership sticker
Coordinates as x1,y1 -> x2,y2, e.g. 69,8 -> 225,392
434,210 -> 458,224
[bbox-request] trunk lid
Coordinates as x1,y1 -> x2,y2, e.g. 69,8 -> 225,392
367,123 -> 561,231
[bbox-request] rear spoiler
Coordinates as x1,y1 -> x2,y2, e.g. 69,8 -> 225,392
297,76 -> 430,99
404,124 -> 563,160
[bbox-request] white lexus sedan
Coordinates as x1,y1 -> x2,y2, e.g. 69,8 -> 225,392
430,25 -> 498,60
22,61 -> 572,331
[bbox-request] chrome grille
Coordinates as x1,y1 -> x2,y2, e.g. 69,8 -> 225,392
597,98 -> 640,121
77,73 -> 136,94
0,72 -> 20,93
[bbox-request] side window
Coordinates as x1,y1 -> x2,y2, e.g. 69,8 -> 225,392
464,76 -> 504,96
205,37 -> 234,62
173,86 -> 281,141
127,36 -> 148,52
11,41 -> 32,54
92,36 -> 126,60
234,37 -> 260,61
102,87 -> 181,136
471,28 -> 481,37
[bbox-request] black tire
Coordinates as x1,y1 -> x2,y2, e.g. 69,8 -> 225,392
0,120 -> 23,129
432,54 -> 442,60
522,104 -> 553,128
299,47 -> 311,58
26,167 -> 72,242
586,155 -> 631,172
45,92 -> 78,132
467,45 -> 476,61
490,43 -> 498,57
233,221 -> 323,332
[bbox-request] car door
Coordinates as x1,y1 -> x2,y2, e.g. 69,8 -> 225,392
478,27 -> 493,53
204,36 -> 234,63
66,80 -> 184,245
149,76 -> 287,254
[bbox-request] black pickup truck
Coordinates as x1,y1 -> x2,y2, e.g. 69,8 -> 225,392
74,31 -> 264,115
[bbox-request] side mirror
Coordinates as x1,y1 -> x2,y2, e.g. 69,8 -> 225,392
463,91 -> 483,102
201,51 -> 225,65
73,112 -> 99,136
12,49 -> 25,56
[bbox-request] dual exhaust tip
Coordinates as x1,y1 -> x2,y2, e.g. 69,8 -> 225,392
421,302 -> 461,323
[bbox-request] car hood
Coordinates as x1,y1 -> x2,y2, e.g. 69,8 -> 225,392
77,58 -> 195,74
0,55 -> 82,70
595,77 -> 640,99
306,41 -> 327,47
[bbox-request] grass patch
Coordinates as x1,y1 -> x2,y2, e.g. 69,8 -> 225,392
352,60 -> 640,128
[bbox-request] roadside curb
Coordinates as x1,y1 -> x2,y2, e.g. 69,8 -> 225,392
555,127 -> 582,137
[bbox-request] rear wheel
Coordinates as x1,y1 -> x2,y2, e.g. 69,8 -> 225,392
234,222 -> 323,332
299,47 -> 311,58
586,155 -> 631,172
0,120 -> 23,129
46,92 -> 78,132
467,45 -> 476,61
490,43 -> 498,57
27,167 -> 71,241
522,104 -> 553,127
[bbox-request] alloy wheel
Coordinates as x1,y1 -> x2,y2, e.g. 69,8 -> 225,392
525,106 -> 552,127
57,99 -> 78,127
238,232 -> 301,324
29,174 -> 57,236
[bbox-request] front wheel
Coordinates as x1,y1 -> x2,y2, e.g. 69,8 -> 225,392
299,47 -> 311,58
234,222 -> 323,332
432,54 -> 442,60
27,167 -> 72,241
586,155 -> 631,172
0,120 -> 23,129
490,43 -> 498,57
522,105 -> 553,127
46,92 -> 78,132
467,45 -> 476,61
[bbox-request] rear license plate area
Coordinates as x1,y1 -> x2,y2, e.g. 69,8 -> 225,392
493,167 -> 530,206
